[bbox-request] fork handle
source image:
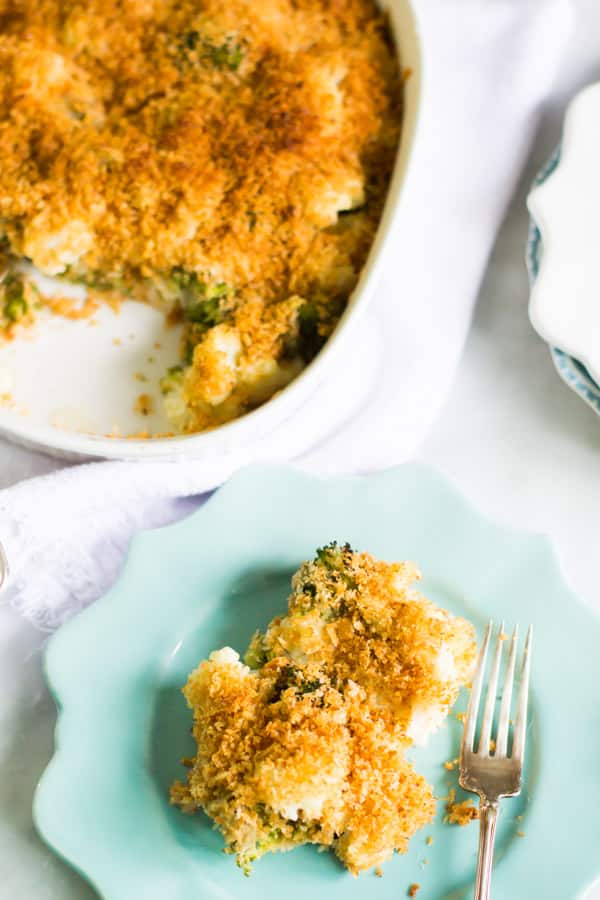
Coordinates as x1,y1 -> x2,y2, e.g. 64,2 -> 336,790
474,800 -> 499,900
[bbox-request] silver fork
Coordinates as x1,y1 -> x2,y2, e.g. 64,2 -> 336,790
459,621 -> 532,900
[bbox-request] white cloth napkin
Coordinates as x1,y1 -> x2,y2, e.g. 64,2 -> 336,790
0,0 -> 573,630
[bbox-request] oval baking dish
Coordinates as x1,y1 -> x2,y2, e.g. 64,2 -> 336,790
0,0 -> 421,461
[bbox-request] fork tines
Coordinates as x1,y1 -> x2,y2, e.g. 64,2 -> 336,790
462,620 -> 532,762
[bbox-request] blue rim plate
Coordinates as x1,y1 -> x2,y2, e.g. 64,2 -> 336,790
34,464 -> 600,899
527,146 -> 600,417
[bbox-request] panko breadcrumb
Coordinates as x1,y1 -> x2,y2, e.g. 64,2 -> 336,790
171,543 -> 476,874
444,789 -> 480,826
0,0 -> 401,434
246,542 -> 476,744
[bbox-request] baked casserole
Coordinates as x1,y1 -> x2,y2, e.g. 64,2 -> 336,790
0,0 -> 402,434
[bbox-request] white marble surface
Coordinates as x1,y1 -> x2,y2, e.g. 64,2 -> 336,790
2,2 -> 600,897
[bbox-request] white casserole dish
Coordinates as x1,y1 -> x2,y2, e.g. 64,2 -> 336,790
0,0 -> 421,461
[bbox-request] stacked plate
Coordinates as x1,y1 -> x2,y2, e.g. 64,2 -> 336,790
527,82 -> 600,416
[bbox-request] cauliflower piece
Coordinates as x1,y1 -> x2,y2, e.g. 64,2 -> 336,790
237,356 -> 303,407
23,217 -> 95,276
306,171 -> 365,228
188,324 -> 242,406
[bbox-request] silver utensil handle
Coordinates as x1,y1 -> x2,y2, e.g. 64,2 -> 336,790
474,800 -> 499,900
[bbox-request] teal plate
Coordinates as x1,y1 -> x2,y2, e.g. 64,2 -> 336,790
34,464 -> 600,899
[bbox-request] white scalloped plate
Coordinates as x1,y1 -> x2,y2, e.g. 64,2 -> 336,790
527,82 -> 600,389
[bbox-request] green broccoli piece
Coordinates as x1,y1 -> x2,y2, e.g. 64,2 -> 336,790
170,266 -> 199,292
186,284 -> 230,326
205,36 -> 243,71
255,802 -> 270,824
314,542 -> 357,592
170,268 -> 230,303
269,665 -> 298,703
315,541 -> 354,571
171,270 -> 233,328
178,32 -> 243,71
159,365 -> 185,396
185,296 -> 221,327
295,678 -> 322,695
244,631 -> 269,669
269,664 -> 324,703
3,275 -> 28,322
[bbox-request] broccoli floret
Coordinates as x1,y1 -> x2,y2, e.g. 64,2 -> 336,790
291,546 -> 357,616
5,297 -> 27,322
315,542 -> 354,571
170,268 -> 232,328
245,631 -> 269,669
206,282 -> 229,300
185,296 -> 222,327
3,274 -> 28,322
208,37 -> 243,71
296,678 -> 322,695
178,32 -> 243,71
314,542 -> 357,593
269,665 -> 298,703
269,664 -> 323,703
159,365 -> 185,396
170,266 -> 199,292
293,579 -> 318,615
185,282 -> 230,325
171,266 -> 233,318
255,802 -> 270,824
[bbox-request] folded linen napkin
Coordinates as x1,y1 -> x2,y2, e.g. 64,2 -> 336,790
0,0 -> 573,629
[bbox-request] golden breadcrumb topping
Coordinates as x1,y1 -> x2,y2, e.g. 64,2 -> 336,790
0,0 -> 401,433
247,542 -> 476,742
171,544 -> 476,874
444,789 -> 480,826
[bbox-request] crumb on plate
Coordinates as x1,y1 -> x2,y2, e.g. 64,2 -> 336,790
134,393 -> 153,416
444,789 -> 479,826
